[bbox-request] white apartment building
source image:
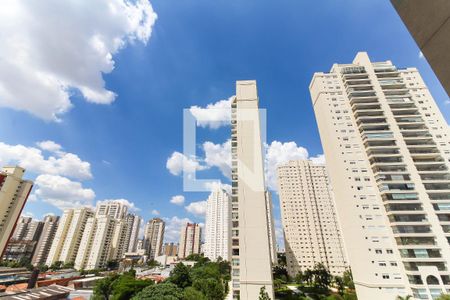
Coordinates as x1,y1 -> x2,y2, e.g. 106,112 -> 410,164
96,201 -> 128,219
310,52 -> 450,299
204,188 -> 231,261
231,81 -> 275,299
178,223 -> 201,259
0,167 -> 33,256
75,216 -> 116,270
144,218 -> 165,260
12,217 -> 32,240
125,214 -> 142,253
23,220 -> 44,241
32,215 -> 59,266
277,160 -> 348,277
46,208 -> 93,266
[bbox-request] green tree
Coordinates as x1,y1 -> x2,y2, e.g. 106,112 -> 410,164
312,263 -> 331,288
93,274 -> 119,300
295,271 -> 304,284
259,286 -> 271,300
192,278 -> 224,300
396,296 -> 412,300
49,261 -> 63,270
110,273 -> 153,300
168,263 -> 192,288
131,282 -> 183,300
334,276 -> 345,295
107,260 -> 119,270
185,254 -> 210,265
273,265 -> 289,282
435,295 -> 450,300
63,261 -> 74,269
342,270 -> 354,289
303,269 -> 313,285
183,287 -> 207,300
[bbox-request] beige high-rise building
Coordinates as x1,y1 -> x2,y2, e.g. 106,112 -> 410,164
204,188 -> 231,261
12,217 -> 32,240
310,52 -> 450,300
0,166 -> 33,256
178,223 -> 201,259
231,81 -> 274,299
96,200 -> 128,219
277,160 -> 348,277
163,242 -> 178,256
45,207 -> 93,266
125,214 -> 142,253
32,215 -> 59,266
75,215 -> 116,270
144,218 -> 165,260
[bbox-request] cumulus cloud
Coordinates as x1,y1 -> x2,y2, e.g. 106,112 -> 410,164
34,174 -> 95,210
0,0 -> 157,120
97,198 -> 140,212
189,97 -> 233,129
170,195 -> 185,206
163,216 -> 193,242
203,181 -> 232,194
419,51 -> 424,59
0,141 -> 92,180
310,154 -> 326,165
203,140 -> 231,179
166,151 -> 207,176
265,141 -> 309,190
151,209 -> 160,215
185,200 -> 207,217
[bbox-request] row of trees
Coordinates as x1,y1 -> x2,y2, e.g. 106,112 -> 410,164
93,254 -> 231,300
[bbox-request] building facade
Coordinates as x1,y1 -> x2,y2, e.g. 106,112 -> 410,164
12,217 -> 32,240
125,214 -> 142,253
163,242 -> 179,256
231,81 -> 275,299
204,188 -> 231,261
32,215 -> 59,266
277,160 -> 348,277
144,218 -> 165,260
390,0 -> 450,96
310,52 -> 450,299
178,223 -> 201,259
46,208 -> 93,266
0,166 -> 33,256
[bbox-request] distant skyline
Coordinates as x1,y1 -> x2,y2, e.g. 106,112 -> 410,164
0,0 -> 448,245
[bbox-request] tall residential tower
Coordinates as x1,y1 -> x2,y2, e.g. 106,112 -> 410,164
277,160 -> 348,276
144,218 -> 165,260
178,223 -> 201,259
0,167 -> 33,256
231,81 -> 275,299
310,52 -> 450,300
204,188 -> 231,261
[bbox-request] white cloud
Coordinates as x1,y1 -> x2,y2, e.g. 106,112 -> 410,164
0,0 -> 157,121
203,181 -> 232,194
203,140 -> 231,179
419,51 -> 424,59
265,141 -> 309,190
97,198 -> 140,212
166,151 -> 207,176
189,96 -> 233,129
170,195 -> 185,206
0,141 -> 92,180
36,140 -> 62,153
34,174 -> 95,210
163,216 -> 193,242
21,212 -> 34,218
310,154 -> 325,165
185,200 -> 207,217
151,209 -> 160,215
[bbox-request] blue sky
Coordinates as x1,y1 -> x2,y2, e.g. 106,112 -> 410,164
0,0 -> 448,244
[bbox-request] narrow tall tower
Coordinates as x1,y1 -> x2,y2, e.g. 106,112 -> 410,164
178,223 -> 201,259
231,80 -> 274,300
32,215 -> 59,266
0,167 -> 33,256
204,188 -> 231,261
277,160 -> 348,277
310,52 -> 450,300
144,218 -> 165,260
